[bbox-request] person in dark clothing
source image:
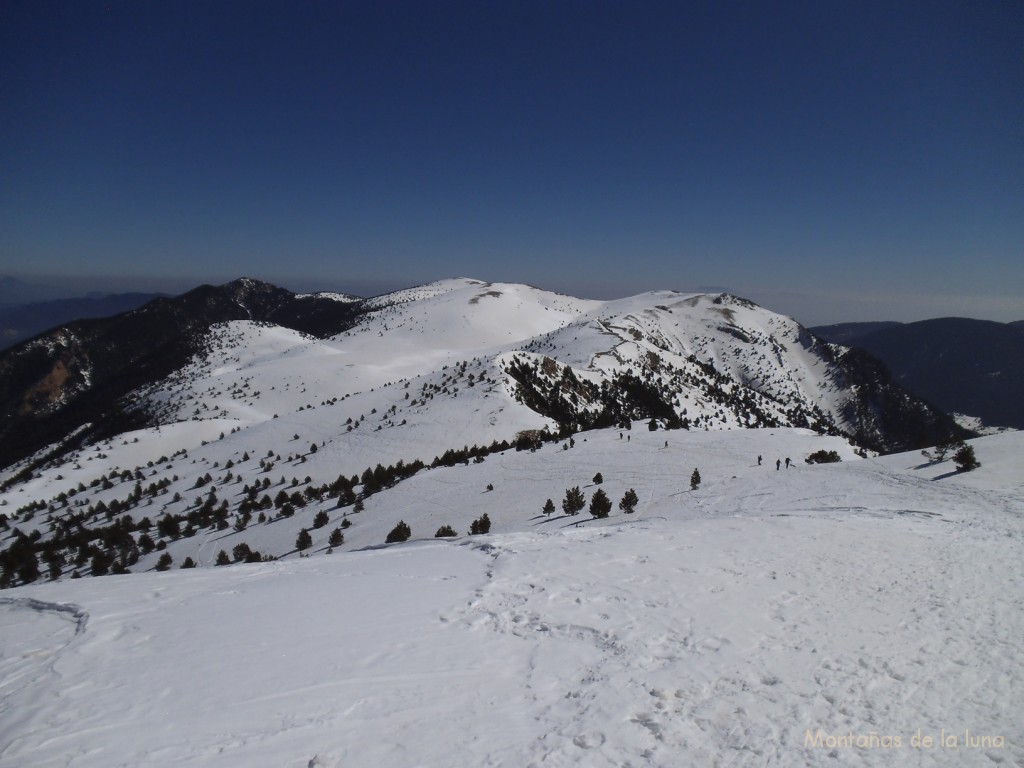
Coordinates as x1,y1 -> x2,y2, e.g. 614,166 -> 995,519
776,459 -> 781,470
785,457 -> 791,468
758,455 -> 762,466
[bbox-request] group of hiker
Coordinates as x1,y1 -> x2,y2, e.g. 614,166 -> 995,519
758,455 -> 791,469
615,436 -> 793,470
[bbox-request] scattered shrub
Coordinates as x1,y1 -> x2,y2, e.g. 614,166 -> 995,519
805,450 -> 842,464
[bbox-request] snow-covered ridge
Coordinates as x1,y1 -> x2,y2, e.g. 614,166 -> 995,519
295,291 -> 362,303
0,277 -> 958,590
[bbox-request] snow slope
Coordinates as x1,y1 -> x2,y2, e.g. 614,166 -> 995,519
1,431 -> 1021,767
0,278 -> 972,580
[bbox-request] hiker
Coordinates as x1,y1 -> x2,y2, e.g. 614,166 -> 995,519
664,440 -> 668,448
785,457 -> 791,469
757,455 -> 762,466
776,459 -> 781,470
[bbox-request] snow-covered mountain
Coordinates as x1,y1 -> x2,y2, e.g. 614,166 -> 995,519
0,277 -> 1019,766
0,277 -> 964,587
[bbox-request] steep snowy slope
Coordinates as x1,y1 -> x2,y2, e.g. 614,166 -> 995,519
1,431 -> 1020,768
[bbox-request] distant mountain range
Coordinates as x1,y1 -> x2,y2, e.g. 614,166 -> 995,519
0,276 -> 76,307
812,318 -> 1024,430
0,293 -> 170,351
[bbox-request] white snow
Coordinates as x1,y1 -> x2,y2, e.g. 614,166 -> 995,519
1,430 -> 1021,767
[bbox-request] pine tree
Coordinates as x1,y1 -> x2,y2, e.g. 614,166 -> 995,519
386,520 -> 411,543
952,443 -> 980,472
562,486 -> 585,516
619,488 -> 639,514
155,552 -> 173,571
469,513 -> 491,534
589,488 -> 611,518
435,525 -> 457,537
295,528 -> 313,551
542,498 -> 555,516
690,468 -> 701,490
312,509 -> 330,529
592,472 -> 603,485
328,527 -> 344,547
215,550 -> 231,566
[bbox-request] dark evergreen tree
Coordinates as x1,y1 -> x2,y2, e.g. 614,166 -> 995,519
386,520 -> 411,543
295,528 -> 313,551
435,525 -> 457,537
312,509 -> 330,529
619,488 -> 639,514
953,443 -> 980,472
690,468 -> 701,490
215,549 -> 231,566
593,472 -> 603,485
542,498 -> 555,516
589,488 -> 612,518
180,557 -> 196,569
328,527 -> 344,547
232,542 -> 252,562
469,513 -> 491,535
155,552 -> 173,571
90,551 -> 113,577
562,486 -> 585,516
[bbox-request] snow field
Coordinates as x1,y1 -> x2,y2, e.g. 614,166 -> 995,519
1,435 -> 1021,767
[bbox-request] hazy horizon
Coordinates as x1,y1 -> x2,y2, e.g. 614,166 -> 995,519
3,269 -> 1021,329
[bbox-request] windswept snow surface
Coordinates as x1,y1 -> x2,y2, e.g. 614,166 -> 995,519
1,432 -> 1021,767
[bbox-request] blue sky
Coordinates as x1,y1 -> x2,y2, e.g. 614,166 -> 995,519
1,1 -> 1021,324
